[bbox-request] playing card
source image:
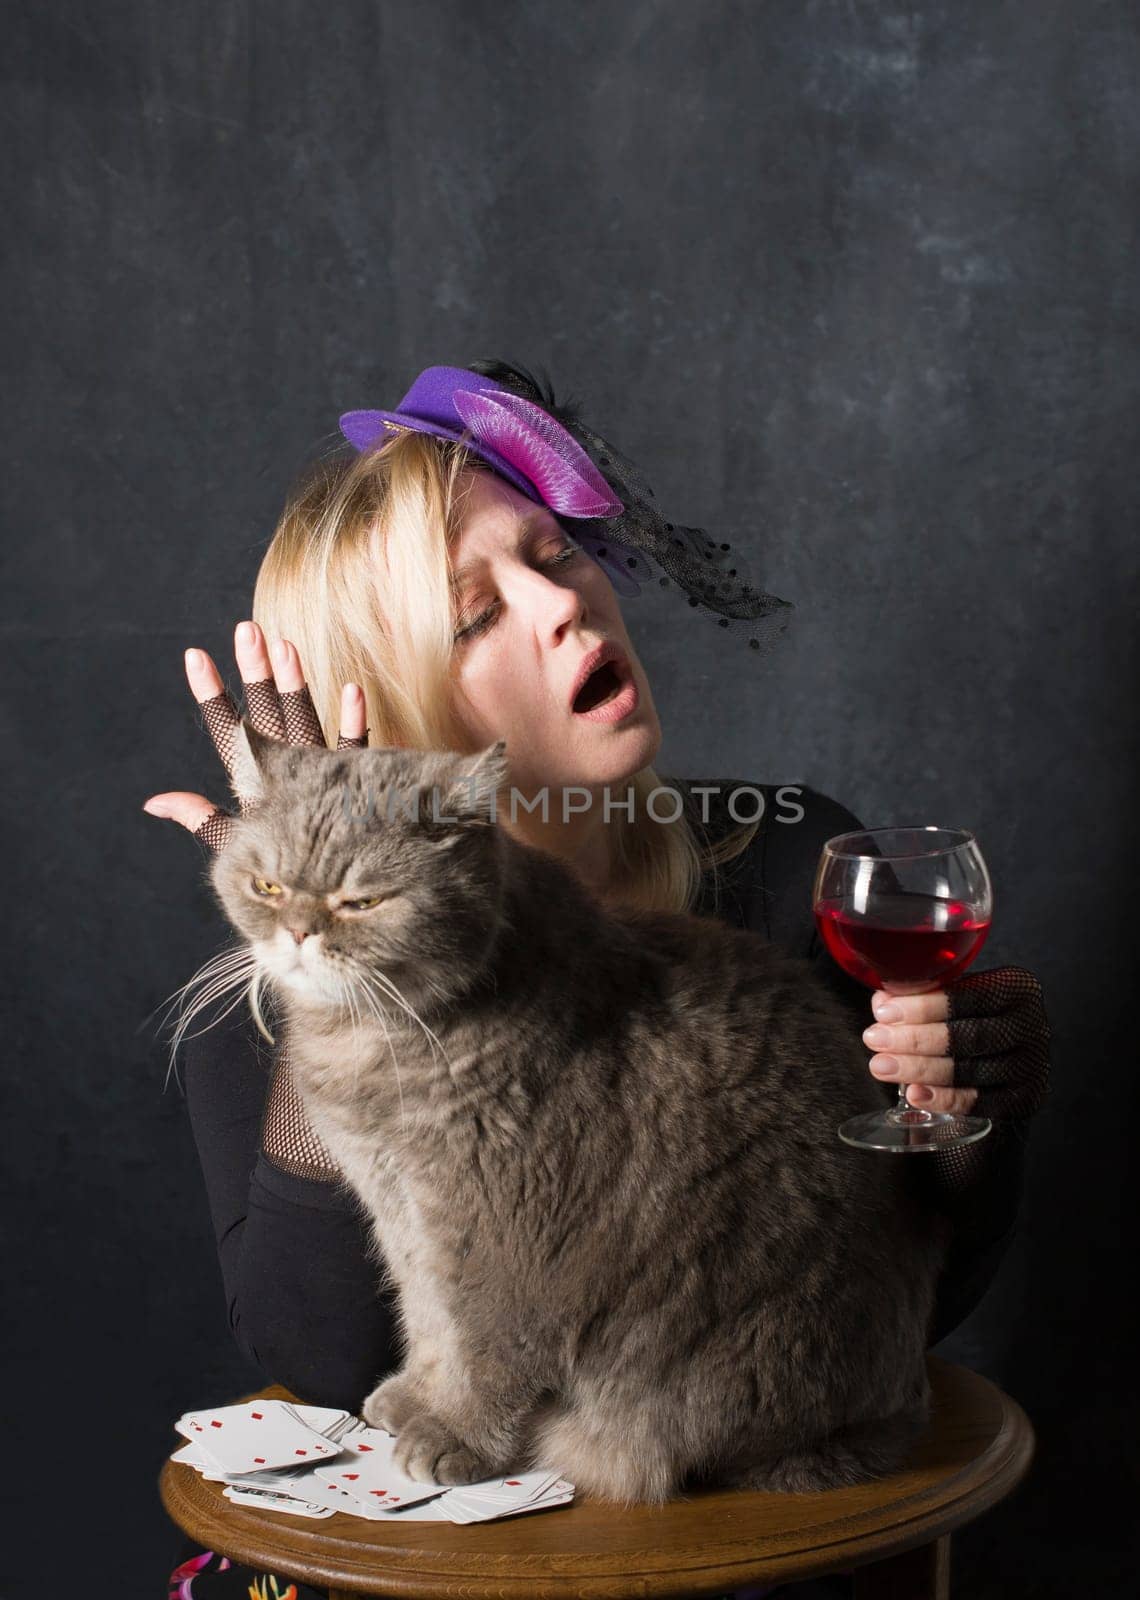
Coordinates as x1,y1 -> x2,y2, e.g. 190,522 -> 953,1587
313,1425 -> 457,1510
222,1483 -> 336,1518
172,1419 -> 368,1509
170,1398 -> 577,1522
448,1469 -> 563,1506
174,1399 -> 344,1474
290,1474 -> 450,1521
441,1476 -> 575,1523
284,1403 -> 353,1437
497,1486 -> 574,1519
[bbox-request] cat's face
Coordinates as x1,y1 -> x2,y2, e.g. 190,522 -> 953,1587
209,720 -> 509,1016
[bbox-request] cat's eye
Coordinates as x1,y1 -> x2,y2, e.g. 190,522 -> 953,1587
251,877 -> 284,897
339,895 -> 386,912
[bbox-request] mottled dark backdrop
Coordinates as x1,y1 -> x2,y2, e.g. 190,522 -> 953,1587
6,2 -> 1136,1595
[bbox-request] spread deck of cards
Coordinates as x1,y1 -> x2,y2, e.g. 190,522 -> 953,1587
172,1399 -> 575,1522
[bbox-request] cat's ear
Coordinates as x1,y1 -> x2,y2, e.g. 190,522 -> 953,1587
227,715 -> 278,806
441,738 -> 509,827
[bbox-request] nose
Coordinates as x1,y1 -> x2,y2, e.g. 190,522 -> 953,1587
519,562 -> 586,644
285,926 -> 309,946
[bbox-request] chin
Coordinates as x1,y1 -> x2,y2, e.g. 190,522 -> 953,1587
590,717 -> 662,779
554,731 -> 661,793
259,948 -> 340,1006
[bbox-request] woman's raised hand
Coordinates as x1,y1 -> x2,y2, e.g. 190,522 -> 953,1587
142,619 -> 369,855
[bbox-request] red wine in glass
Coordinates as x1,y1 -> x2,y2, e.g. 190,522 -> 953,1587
815,892 -> 991,991
813,827 -> 994,1152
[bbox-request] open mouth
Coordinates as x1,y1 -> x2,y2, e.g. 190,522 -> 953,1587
572,657 -> 631,713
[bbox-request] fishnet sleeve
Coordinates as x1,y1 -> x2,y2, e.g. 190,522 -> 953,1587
926,964 -> 1052,1224
260,1036 -> 343,1182
198,716 -> 366,1190
256,725 -> 370,1181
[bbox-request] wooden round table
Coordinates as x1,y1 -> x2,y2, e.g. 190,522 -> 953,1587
159,1355 -> 1034,1599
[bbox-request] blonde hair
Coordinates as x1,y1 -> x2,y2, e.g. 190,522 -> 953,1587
252,430 -> 758,915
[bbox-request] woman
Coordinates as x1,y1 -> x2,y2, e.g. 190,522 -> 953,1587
147,362 -> 1050,1600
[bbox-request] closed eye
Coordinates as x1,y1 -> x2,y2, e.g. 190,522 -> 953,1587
249,878 -> 389,912
452,539 -> 583,643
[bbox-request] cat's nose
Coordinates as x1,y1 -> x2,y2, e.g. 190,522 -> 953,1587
286,926 -> 309,946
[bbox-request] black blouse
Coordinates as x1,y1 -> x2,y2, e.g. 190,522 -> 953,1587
180,781 -> 1026,1410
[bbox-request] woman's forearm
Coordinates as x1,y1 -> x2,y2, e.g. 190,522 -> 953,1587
180,985 -> 402,1408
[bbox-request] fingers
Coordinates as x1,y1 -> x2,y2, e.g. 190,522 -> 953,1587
266,637 -> 327,746
234,621 -> 288,741
192,806 -> 236,855
187,623 -> 327,772
862,989 -> 978,1113
142,790 -> 225,833
233,622 -> 326,746
871,987 -> 950,1024
948,1005 -> 1045,1060
863,1018 -> 951,1059
152,627 -> 369,856
197,621 -> 364,753
336,683 -> 369,748
868,1051 -> 979,1114
905,1083 -> 981,1116
184,647 -> 245,785
852,964 -> 1045,1123
142,790 -> 233,853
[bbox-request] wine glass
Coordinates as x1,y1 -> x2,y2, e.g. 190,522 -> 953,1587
812,826 -> 994,1152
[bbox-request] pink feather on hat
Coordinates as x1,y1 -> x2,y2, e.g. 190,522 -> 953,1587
452,389 -> 625,520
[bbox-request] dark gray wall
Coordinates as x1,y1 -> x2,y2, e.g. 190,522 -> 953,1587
6,2 -> 1136,1594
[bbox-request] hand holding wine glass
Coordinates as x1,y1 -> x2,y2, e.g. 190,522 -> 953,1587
813,826 -> 995,1152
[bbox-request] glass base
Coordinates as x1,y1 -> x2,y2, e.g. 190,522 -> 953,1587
838,1105 -> 992,1152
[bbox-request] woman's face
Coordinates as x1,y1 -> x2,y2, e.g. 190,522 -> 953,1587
446,469 -> 662,794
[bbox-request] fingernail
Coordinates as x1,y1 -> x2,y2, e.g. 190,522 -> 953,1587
185,648 -> 203,672
863,1024 -> 892,1048
270,639 -> 289,669
870,1056 -> 898,1076
142,798 -> 169,817
237,621 -> 256,648
909,1085 -> 933,1103
872,998 -> 902,1021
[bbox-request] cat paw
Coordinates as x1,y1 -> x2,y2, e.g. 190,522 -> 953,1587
361,1373 -> 421,1435
390,1410 -> 498,1486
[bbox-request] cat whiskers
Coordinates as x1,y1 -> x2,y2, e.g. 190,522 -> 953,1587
148,940 -> 264,1093
340,966 -> 410,1137
357,966 -> 452,1076
335,967 -> 374,1104
345,964 -> 453,1136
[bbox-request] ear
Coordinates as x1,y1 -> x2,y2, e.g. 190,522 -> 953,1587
440,737 -> 509,827
228,716 -> 280,807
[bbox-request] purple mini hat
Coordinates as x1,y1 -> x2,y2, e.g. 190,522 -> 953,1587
340,365 -> 623,519
338,360 -> 793,648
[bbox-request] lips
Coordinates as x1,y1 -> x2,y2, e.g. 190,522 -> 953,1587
569,641 -> 633,713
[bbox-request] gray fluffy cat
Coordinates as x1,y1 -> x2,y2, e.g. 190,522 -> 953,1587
205,718 -> 950,1507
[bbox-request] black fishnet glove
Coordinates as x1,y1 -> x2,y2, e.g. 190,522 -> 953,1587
946,964 -> 1051,1125
927,963 -> 1051,1223
192,678 -> 363,851
190,669 -> 370,1182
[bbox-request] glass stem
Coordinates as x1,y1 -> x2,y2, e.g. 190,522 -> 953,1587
888,1081 -> 930,1122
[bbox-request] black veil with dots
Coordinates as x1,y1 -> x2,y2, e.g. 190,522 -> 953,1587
464,359 -> 794,656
